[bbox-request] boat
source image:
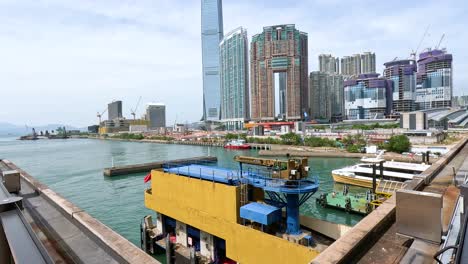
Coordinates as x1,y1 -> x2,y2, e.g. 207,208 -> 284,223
224,139 -> 250,149
332,159 -> 430,188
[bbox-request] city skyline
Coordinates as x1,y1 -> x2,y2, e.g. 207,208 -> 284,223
0,0 -> 466,127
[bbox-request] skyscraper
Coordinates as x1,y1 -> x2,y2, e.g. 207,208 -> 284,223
361,52 -> 376,74
319,54 -> 339,74
108,101 -> 122,120
328,74 -> 345,121
415,49 -> 453,110
341,54 -> 361,76
201,0 -> 223,121
383,59 -> 417,113
344,74 -> 393,120
341,52 -> 376,76
146,103 -> 166,129
220,27 -> 249,130
308,72 -> 344,122
309,72 -> 329,119
250,24 -> 308,121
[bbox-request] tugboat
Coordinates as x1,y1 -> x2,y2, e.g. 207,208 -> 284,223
224,139 -> 250,150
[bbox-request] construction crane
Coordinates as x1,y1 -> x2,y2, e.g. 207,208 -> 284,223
131,96 -> 142,120
436,33 -> 445,49
410,24 -> 430,60
97,107 -> 107,124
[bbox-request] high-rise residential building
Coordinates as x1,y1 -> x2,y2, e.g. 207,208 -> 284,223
344,74 -> 393,120
309,72 -> 329,119
415,49 -> 453,110
308,72 -> 344,122
108,101 -> 122,120
146,103 -> 166,129
361,52 -> 376,74
201,0 -> 223,121
319,54 -> 339,74
328,74 -> 345,121
341,54 -> 361,76
341,52 -> 376,76
220,27 -> 249,130
453,95 -> 468,108
383,59 -> 417,113
250,24 -> 308,121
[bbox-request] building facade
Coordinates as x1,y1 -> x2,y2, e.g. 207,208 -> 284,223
344,74 -> 393,120
309,72 -> 329,120
341,54 -> 361,76
415,49 -> 453,110
201,0 -> 224,121
319,54 -> 339,74
383,59 -> 417,113
220,27 -> 249,130
308,72 -> 344,122
328,74 -> 345,122
250,24 -> 308,121
361,52 -> 376,74
341,52 -> 376,76
146,103 -> 166,129
108,101 -> 122,121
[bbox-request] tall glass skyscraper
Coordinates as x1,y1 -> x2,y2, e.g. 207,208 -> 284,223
201,0 -> 224,121
220,27 -> 249,130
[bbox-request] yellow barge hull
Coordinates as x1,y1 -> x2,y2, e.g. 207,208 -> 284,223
332,173 -> 375,189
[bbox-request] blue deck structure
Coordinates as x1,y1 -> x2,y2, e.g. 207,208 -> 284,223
240,202 -> 281,225
164,162 -> 319,235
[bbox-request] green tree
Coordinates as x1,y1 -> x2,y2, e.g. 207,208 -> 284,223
386,135 -> 411,153
304,136 -> 336,147
342,134 -> 366,153
280,133 -> 302,145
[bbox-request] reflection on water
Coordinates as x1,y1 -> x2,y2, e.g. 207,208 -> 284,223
0,137 -> 363,246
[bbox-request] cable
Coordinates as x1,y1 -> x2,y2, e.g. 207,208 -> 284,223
433,245 -> 458,264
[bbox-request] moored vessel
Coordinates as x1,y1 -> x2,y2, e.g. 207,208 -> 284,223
332,158 -> 430,188
224,139 -> 250,149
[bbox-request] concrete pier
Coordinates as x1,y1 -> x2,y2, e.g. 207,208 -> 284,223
1,159 -> 160,264
103,156 -> 218,176
311,137 -> 468,264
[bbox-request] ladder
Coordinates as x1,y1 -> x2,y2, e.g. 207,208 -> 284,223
240,183 -> 248,206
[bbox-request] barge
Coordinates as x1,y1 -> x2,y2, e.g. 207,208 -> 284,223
141,156 -> 344,263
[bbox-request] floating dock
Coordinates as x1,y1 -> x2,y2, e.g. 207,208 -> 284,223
103,156 -> 217,176
142,156 -> 329,263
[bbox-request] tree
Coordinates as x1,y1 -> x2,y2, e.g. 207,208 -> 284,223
280,132 -> 301,145
386,135 -> 411,153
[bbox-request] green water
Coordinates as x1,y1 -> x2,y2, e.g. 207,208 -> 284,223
0,137 -> 362,247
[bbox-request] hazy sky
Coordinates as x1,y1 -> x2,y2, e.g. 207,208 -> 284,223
0,0 -> 466,127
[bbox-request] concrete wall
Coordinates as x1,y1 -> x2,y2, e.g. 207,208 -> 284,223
176,221 -> 187,247
396,189 -> 442,243
200,230 -> 214,261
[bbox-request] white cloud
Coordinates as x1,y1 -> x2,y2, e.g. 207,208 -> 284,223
0,0 -> 466,127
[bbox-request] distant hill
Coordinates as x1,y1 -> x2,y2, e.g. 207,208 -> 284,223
0,122 -> 83,136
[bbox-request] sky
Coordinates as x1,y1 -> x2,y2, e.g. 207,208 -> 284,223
0,0 -> 466,127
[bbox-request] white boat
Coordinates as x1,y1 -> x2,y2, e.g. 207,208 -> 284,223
332,159 -> 430,188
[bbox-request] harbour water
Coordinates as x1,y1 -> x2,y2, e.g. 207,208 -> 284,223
0,137 -> 362,248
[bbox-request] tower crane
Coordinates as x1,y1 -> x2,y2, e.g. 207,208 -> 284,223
410,24 -> 430,60
436,34 -> 445,50
131,96 -> 142,120
97,107 -> 107,124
